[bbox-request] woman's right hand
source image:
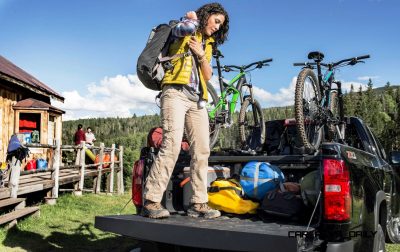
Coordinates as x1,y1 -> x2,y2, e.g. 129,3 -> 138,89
185,11 -> 197,20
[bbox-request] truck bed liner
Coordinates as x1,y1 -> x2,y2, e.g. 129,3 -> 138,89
95,214 -> 313,251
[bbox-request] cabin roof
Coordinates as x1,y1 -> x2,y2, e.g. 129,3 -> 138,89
13,98 -> 65,114
0,55 -> 64,102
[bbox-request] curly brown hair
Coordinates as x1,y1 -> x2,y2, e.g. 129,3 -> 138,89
196,3 -> 229,45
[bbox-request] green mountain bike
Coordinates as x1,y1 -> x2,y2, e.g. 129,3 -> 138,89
293,51 -> 370,153
206,49 -> 272,150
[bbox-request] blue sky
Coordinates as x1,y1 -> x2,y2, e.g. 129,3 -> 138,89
1,0 -> 399,120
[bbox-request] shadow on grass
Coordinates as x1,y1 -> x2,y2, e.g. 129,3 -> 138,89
2,223 -> 138,252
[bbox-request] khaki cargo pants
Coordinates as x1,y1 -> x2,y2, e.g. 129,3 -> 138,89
143,85 -> 210,204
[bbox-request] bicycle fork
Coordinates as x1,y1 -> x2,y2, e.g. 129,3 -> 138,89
336,81 -> 346,142
326,81 -> 346,142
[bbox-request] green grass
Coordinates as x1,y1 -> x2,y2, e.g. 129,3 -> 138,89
388,244 -> 400,252
1,192 -> 400,252
0,192 -> 137,252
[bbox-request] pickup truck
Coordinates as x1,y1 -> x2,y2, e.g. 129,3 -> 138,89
95,116 -> 400,252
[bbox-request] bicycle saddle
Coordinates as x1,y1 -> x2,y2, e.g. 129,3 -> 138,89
308,51 -> 324,61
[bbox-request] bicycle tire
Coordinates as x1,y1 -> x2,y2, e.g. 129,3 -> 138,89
294,68 -> 323,153
238,98 -> 265,151
327,90 -> 339,140
207,82 -> 221,149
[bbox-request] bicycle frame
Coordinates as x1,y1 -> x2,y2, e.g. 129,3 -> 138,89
308,63 -> 346,140
208,50 -> 271,130
319,69 -> 335,107
316,66 -> 343,117
208,71 -> 248,122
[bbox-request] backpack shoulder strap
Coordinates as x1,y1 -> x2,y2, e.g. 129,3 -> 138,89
159,19 -> 198,63
159,51 -> 191,62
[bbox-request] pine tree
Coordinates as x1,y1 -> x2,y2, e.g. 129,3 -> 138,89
344,84 -> 356,116
354,85 -> 366,119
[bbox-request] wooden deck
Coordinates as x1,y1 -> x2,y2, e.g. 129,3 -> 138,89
0,141 -> 124,226
0,167 -> 121,200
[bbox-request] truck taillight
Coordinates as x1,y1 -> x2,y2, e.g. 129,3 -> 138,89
323,159 -> 351,221
132,160 -> 144,208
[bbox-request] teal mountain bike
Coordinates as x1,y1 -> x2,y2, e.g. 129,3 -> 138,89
293,51 -> 370,153
206,49 -> 272,150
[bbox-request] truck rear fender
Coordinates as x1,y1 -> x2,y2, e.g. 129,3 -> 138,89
374,191 -> 386,232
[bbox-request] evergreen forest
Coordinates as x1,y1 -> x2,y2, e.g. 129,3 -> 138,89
62,81 -> 400,184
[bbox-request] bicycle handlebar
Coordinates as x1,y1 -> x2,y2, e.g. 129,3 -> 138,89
293,62 -> 317,67
215,58 -> 273,72
294,54 -> 370,68
333,54 -> 370,67
356,55 -> 370,60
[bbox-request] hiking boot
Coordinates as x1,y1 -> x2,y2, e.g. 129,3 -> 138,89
187,203 -> 221,219
141,201 -> 170,219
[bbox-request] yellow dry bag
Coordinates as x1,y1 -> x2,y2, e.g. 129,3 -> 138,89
208,178 -> 259,214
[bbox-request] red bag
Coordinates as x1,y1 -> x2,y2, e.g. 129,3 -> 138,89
181,141 -> 190,152
26,159 -> 36,171
147,127 -> 163,148
132,159 -> 144,208
147,127 -> 190,151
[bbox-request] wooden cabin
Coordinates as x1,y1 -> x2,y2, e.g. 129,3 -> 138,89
0,55 -> 64,166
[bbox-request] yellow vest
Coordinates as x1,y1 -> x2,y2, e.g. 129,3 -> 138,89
162,32 -> 214,101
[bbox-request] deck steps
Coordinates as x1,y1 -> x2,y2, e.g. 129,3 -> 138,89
0,187 -> 11,200
0,206 -> 40,225
0,197 -> 26,208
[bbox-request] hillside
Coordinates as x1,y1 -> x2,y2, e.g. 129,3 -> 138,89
62,83 -> 400,181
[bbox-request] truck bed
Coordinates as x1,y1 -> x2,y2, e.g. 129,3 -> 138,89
95,213 -> 314,251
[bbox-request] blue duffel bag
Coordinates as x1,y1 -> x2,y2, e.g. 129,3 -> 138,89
36,158 -> 48,170
240,161 -> 285,201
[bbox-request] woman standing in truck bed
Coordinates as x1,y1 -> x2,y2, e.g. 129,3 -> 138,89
142,2 -> 229,219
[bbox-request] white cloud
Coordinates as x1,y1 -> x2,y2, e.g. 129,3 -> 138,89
52,74 -> 160,121
341,81 -> 368,93
357,76 -> 379,81
253,77 -> 297,107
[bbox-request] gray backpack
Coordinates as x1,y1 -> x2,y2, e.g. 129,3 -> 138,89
137,20 -> 188,91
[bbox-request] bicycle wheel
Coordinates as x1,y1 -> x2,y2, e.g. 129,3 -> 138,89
328,90 -> 339,118
238,98 -> 265,151
207,82 -> 220,149
327,90 -> 339,140
294,68 -> 323,152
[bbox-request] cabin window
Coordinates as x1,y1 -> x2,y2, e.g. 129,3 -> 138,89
19,113 -> 41,143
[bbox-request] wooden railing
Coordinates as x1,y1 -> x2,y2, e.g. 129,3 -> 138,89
5,140 -> 124,202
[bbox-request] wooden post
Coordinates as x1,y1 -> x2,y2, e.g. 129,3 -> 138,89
72,142 -> 81,193
117,145 -> 124,194
48,139 -> 61,204
75,145 -> 81,166
9,157 -> 21,198
107,144 -> 116,194
95,143 -> 104,194
75,141 -> 86,196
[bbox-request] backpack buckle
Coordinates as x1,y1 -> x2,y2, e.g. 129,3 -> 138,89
163,61 -> 173,70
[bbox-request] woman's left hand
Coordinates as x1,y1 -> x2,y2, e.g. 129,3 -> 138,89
188,37 -> 205,59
